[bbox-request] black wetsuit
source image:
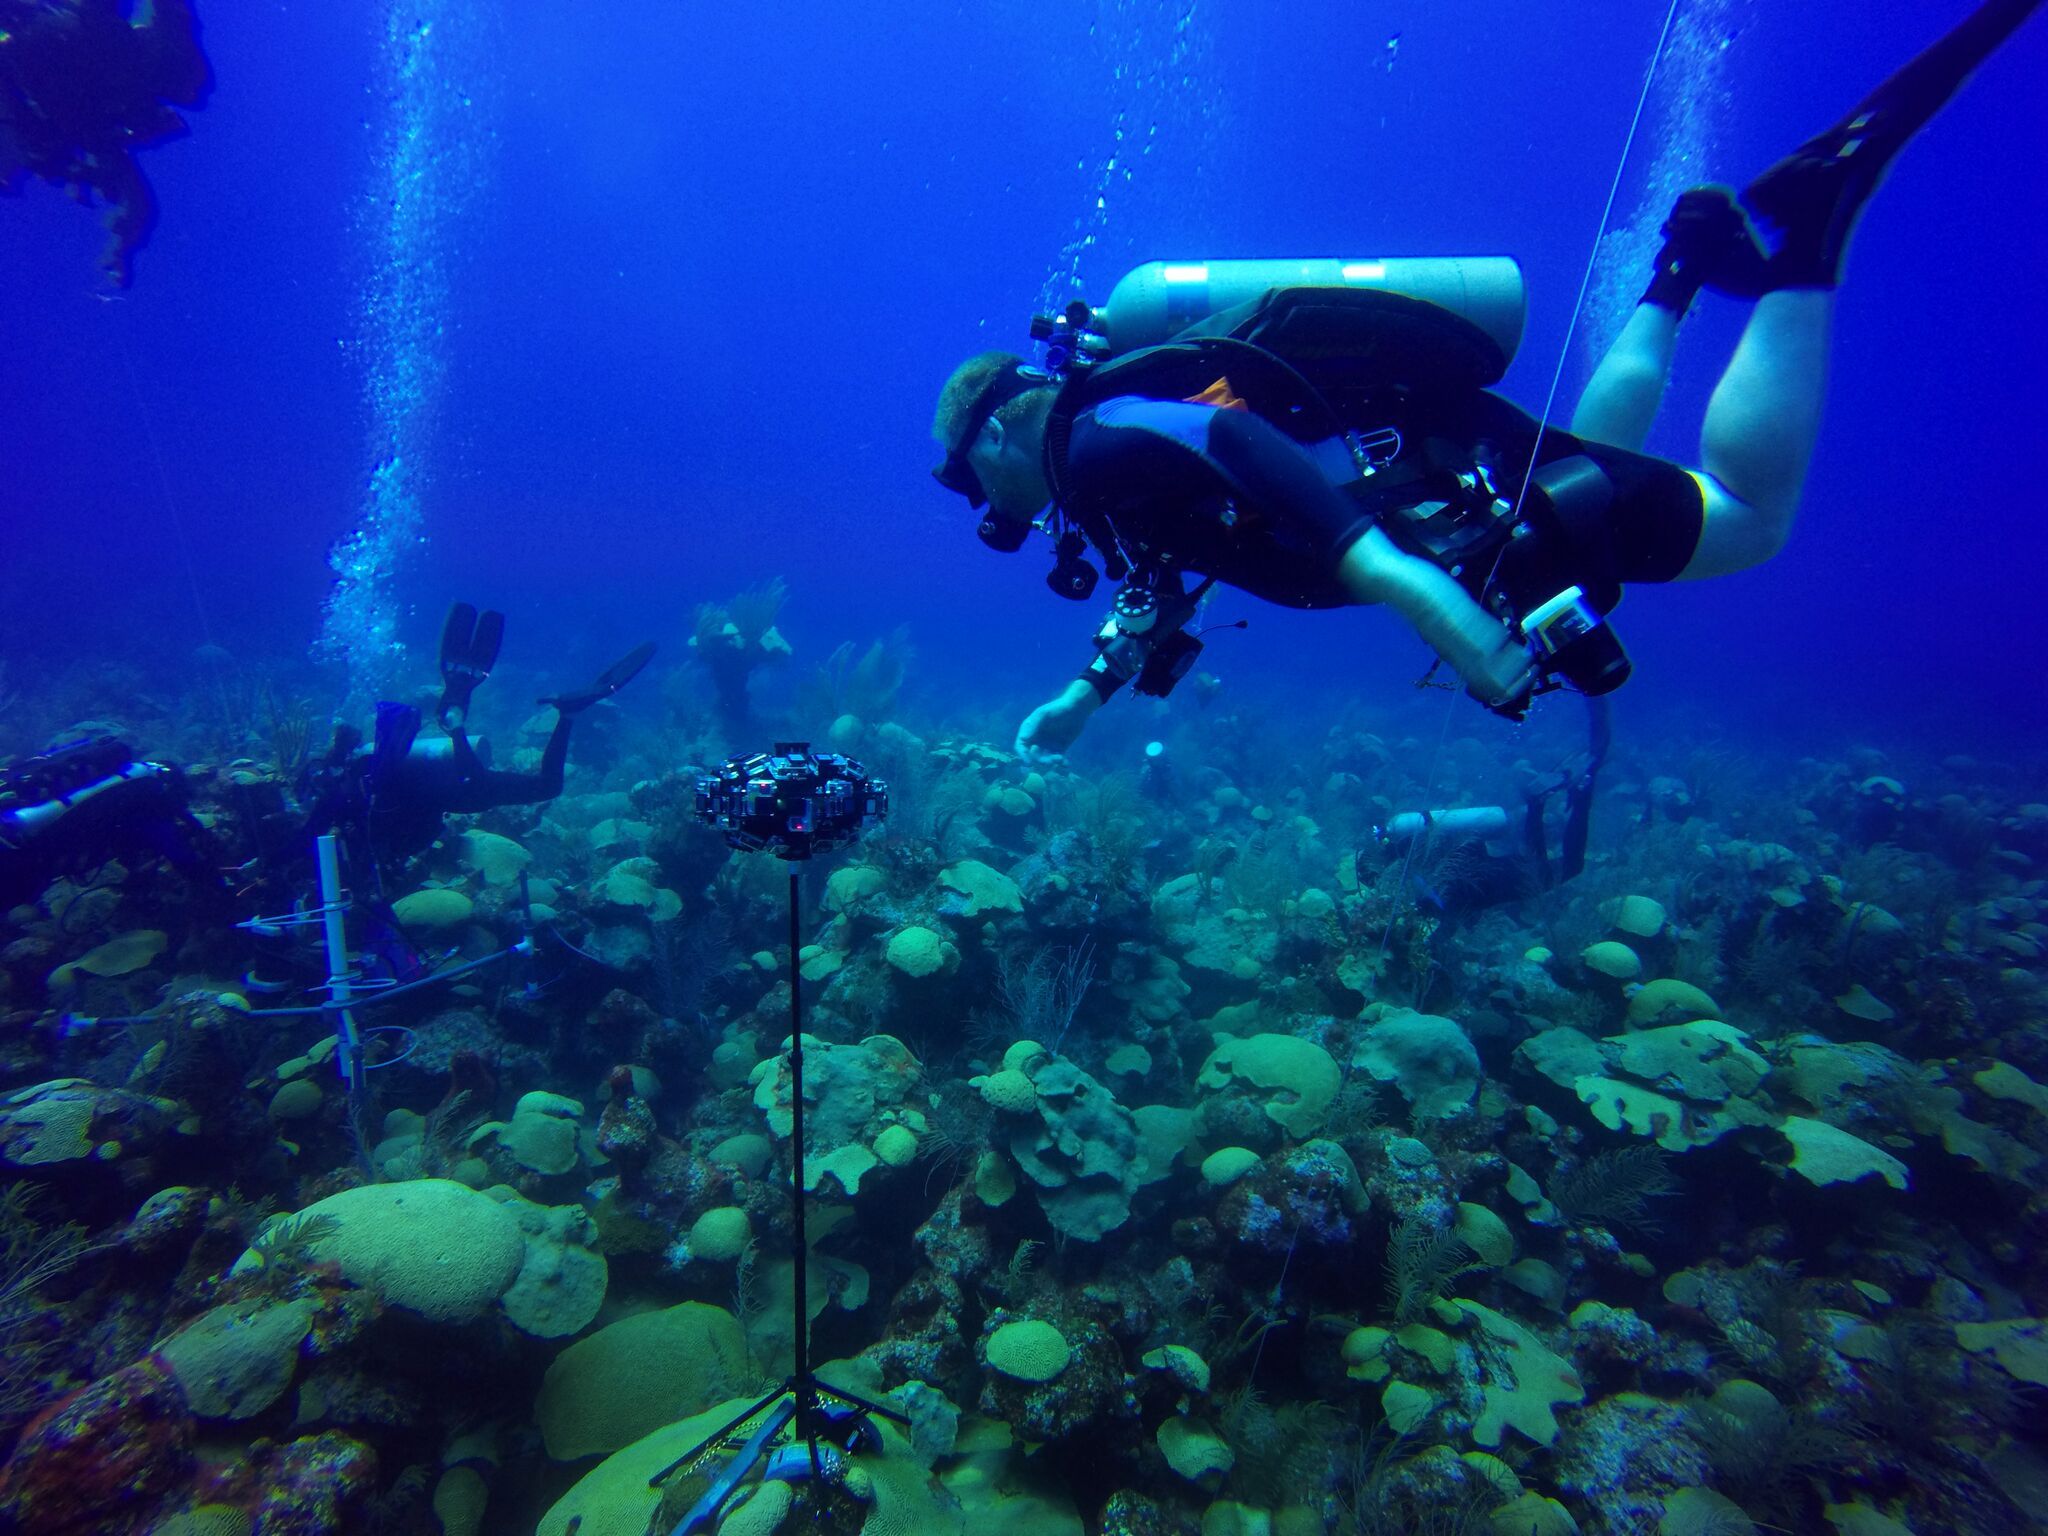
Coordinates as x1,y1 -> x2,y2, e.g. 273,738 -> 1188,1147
0,0 -> 213,284
1403,696 -> 1613,918
1059,367 -> 1703,615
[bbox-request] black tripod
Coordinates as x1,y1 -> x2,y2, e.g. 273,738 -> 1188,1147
652,747 -> 901,1533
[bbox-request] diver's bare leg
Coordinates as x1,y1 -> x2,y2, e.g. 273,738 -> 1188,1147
1570,304 -> 1679,451
1679,0 -> 2039,578
1680,289 -> 1833,579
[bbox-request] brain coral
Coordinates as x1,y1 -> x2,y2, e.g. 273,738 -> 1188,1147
391,888 -> 474,930
687,1206 -> 752,1262
537,1302 -> 751,1459
157,1297 -> 317,1419
884,925 -> 957,978
976,1069 -> 1038,1114
244,1179 -> 524,1323
938,859 -> 1024,916
267,1079 -> 322,1121
986,1318 -> 1071,1383
874,1124 -> 919,1167
536,1394 -> 756,1536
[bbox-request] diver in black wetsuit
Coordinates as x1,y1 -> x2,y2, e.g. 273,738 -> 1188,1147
928,0 -> 2040,758
298,603 -> 655,891
0,735 -> 226,911
0,0 -> 213,285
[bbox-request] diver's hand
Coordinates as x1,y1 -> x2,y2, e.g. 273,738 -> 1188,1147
1014,680 -> 1102,762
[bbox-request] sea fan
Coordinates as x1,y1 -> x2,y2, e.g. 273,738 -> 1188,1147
1382,1216 -> 1480,1324
1549,1145 -> 1678,1234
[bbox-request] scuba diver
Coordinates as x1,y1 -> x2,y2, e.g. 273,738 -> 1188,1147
297,602 -> 656,893
928,0 -> 2040,760
0,734 -> 227,911
0,0 -> 213,286
1369,697 -> 1612,919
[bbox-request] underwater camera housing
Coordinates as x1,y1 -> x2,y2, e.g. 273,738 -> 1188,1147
695,744 -> 887,861
1521,587 -> 1630,697
1047,527 -> 1099,601
1092,582 -> 1210,699
1484,455 -> 1633,698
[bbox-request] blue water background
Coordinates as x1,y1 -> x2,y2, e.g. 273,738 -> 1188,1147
3,0 -> 2044,763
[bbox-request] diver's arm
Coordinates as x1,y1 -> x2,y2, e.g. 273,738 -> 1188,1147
1016,678 -> 1104,762
1338,526 -> 1535,707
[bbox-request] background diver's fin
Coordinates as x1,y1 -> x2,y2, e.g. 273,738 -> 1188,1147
437,601 -> 506,729
545,641 -> 656,716
438,602 -> 478,672
468,608 -> 505,673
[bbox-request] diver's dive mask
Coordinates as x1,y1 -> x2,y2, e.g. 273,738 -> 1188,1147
931,362 -> 1048,511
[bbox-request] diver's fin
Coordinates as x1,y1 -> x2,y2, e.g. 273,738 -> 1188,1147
439,603 -> 477,667
1744,0 -> 2042,288
436,602 -> 505,729
469,609 -> 505,672
544,641 -> 656,716
1643,186 -> 1771,312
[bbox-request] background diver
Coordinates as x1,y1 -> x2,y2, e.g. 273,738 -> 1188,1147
0,0 -> 213,286
0,732 -> 227,913
928,0 -> 2040,762
297,602 -> 655,896
1370,696 -> 1613,920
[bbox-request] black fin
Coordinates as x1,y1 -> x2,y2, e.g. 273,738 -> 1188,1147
436,602 -> 504,730
470,609 -> 505,672
545,641 -> 656,715
1745,0 -> 2042,287
439,602 -> 478,672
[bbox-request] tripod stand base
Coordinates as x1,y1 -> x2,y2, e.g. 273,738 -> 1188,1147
649,1371 -> 908,1536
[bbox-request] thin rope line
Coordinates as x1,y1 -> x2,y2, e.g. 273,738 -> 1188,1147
1374,0 -> 1683,972
1508,0 -> 1685,519
115,318 -> 217,647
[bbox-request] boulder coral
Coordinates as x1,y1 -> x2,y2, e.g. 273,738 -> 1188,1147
1353,1009 -> 1482,1121
1195,1032 -> 1341,1140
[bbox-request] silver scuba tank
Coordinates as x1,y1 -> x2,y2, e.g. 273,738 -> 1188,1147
1095,257 -> 1526,367
1377,805 -> 1512,848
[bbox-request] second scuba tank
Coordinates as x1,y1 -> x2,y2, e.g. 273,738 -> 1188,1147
1097,257 -> 1526,367
1378,805 -> 1511,847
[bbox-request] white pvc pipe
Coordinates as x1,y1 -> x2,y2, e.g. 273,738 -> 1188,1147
315,834 -> 365,1097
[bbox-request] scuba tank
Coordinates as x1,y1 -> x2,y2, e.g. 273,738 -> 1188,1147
1094,257 -> 1527,369
1378,806 -> 1511,847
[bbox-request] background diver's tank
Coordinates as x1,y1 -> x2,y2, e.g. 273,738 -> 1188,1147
1095,257 -> 1527,367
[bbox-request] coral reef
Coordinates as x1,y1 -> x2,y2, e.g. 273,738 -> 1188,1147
2,620 -> 2045,1536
